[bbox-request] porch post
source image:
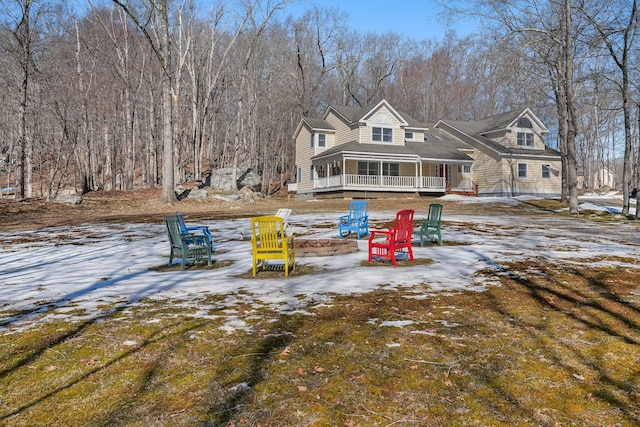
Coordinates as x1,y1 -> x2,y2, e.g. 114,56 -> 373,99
342,158 -> 346,187
418,161 -> 422,189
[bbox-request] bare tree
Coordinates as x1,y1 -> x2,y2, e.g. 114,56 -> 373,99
111,0 -> 181,202
1,0 -> 42,200
577,0 -> 639,216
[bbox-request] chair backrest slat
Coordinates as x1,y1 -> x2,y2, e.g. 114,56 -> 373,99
393,209 -> 414,242
350,201 -> 368,221
251,216 -> 285,250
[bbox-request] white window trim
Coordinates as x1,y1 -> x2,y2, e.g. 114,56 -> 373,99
318,133 -> 326,147
517,163 -> 528,178
516,130 -> 534,147
541,164 -> 551,179
372,126 -> 393,143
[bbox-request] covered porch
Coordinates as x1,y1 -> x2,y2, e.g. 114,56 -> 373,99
311,152 -> 471,195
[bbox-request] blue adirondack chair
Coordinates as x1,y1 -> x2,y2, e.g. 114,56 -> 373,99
176,212 -> 214,250
338,201 -> 369,240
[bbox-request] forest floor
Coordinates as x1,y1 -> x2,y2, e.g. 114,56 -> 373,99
1,188 -> 640,426
0,186 -> 555,232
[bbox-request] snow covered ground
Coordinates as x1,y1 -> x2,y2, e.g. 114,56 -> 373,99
1,195 -> 639,332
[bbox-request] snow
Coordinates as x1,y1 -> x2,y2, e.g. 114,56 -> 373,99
2,196 -> 639,332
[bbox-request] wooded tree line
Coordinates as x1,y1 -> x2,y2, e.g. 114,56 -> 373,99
0,0 -> 638,214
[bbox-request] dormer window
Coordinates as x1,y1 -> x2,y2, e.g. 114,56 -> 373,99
517,117 -> 533,128
516,116 -> 534,147
517,132 -> 534,146
405,131 -> 413,140
318,133 -> 326,147
373,127 -> 392,142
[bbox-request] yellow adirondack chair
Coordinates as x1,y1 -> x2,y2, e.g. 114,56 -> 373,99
250,215 -> 295,277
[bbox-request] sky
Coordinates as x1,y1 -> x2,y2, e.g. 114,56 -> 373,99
1,193 -> 638,334
280,0 -> 477,41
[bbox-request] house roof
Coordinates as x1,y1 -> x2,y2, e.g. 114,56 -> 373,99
301,117 -> 335,131
312,128 -> 474,163
436,109 -> 559,158
326,100 -> 421,128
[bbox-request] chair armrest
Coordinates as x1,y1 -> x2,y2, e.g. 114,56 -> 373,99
283,234 -> 295,247
339,214 -> 349,223
369,229 -> 391,240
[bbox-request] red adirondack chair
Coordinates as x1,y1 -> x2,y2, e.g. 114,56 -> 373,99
368,209 -> 415,266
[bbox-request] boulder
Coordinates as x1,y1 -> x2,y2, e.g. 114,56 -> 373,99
187,188 -> 208,199
207,167 -> 262,192
53,194 -> 83,205
239,186 -> 256,203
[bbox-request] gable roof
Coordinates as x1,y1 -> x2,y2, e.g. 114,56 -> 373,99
443,108 -> 549,136
293,116 -> 335,138
435,109 -> 558,158
325,99 -> 414,128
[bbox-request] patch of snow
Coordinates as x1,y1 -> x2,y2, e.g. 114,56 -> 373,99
2,199 -> 640,334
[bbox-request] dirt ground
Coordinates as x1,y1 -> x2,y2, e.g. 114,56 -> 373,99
0,187 -> 528,233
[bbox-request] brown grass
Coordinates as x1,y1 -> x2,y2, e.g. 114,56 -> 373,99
1,259 -> 639,426
1,192 -> 640,426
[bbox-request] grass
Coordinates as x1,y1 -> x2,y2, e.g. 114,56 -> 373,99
1,258 -> 639,426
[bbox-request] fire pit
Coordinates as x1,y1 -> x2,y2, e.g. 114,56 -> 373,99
294,238 -> 359,257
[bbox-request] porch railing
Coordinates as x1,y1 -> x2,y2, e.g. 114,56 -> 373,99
314,174 -> 446,191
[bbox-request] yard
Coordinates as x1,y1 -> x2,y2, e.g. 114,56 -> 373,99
1,190 -> 639,426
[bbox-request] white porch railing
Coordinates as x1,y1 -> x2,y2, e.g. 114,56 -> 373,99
314,174 -> 446,191
421,176 -> 446,189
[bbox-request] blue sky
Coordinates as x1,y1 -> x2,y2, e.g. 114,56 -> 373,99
280,0 -> 477,41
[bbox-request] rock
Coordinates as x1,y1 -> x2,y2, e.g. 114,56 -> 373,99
53,194 -> 82,205
239,186 -> 256,203
187,188 -> 208,199
207,167 -> 262,192
212,192 -> 242,202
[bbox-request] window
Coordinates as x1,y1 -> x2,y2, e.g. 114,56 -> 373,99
373,127 -> 392,142
518,163 -> 527,178
317,165 -> 326,178
517,132 -> 534,146
357,161 -> 398,176
541,164 -> 551,179
310,165 -> 314,181
318,134 -> 326,147
458,165 -> 471,174
358,161 -> 379,176
297,167 -> 301,183
310,133 -> 314,148
405,131 -> 413,140
517,117 -> 533,128
383,162 -> 399,176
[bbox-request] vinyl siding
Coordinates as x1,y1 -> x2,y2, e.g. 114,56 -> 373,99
502,158 -> 562,196
469,150 -> 506,196
325,112 -> 358,145
295,125 -> 314,193
361,105 -> 405,145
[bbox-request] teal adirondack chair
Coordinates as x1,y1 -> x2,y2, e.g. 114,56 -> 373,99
338,201 -> 369,240
165,216 -> 213,270
414,203 -> 443,246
